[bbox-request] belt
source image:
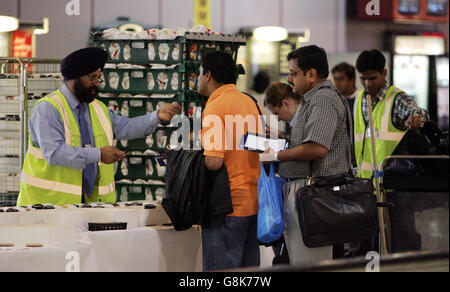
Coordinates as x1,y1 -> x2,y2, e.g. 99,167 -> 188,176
286,177 -> 307,182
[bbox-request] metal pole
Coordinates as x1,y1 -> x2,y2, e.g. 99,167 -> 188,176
19,59 -> 27,169
22,62 -> 31,162
366,94 -> 388,255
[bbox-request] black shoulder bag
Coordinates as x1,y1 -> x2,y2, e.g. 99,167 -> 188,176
294,88 -> 379,248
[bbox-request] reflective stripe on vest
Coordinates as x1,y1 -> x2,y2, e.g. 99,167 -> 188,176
27,146 -> 45,159
24,96 -> 115,196
22,172 -> 82,196
90,100 -> 113,145
18,90 -> 116,205
25,149 -> 115,196
26,99 -> 113,163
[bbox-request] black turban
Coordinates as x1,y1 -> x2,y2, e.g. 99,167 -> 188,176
61,47 -> 108,79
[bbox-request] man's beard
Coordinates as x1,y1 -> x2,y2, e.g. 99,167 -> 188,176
73,78 -> 98,104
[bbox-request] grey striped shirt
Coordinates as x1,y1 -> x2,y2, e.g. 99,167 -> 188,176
279,80 -> 352,179
361,84 -> 430,130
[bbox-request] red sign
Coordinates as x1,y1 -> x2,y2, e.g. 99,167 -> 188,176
12,30 -> 33,58
357,0 -> 394,21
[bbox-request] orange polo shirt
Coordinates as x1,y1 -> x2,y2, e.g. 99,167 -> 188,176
201,84 -> 261,217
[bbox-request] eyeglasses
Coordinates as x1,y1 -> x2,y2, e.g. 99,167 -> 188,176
86,75 -> 104,83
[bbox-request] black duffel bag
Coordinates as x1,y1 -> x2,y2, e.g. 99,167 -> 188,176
295,174 -> 379,248
294,86 -> 379,248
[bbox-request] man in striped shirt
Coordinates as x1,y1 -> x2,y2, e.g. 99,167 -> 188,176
356,50 -> 429,133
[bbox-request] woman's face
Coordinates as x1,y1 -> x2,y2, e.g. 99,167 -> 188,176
267,99 -> 294,123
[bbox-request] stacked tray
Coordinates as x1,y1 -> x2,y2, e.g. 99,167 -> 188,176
95,27 -> 246,202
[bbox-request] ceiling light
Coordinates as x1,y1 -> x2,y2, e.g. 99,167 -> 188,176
0,16 -> 19,33
118,23 -> 144,32
298,29 -> 311,43
34,18 -> 49,35
253,26 -> 288,42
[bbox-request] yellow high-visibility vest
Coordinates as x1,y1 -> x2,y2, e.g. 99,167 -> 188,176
17,90 -> 116,206
354,86 -> 407,180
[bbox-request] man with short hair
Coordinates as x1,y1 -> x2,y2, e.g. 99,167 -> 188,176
332,62 -> 358,114
199,51 -> 262,271
354,49 -> 429,180
18,47 -> 180,206
264,45 -> 353,265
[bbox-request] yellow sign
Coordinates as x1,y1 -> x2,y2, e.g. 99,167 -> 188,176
194,0 -> 211,28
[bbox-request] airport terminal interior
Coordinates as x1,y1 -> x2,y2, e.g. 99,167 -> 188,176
0,0 -> 448,273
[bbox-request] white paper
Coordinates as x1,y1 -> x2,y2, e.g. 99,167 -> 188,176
244,134 -> 286,152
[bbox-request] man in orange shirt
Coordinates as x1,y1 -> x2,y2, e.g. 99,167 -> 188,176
199,51 -> 262,271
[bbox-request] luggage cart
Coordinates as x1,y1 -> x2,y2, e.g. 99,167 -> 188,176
0,57 -> 61,206
0,58 -> 23,206
364,90 -> 449,255
380,155 -> 449,254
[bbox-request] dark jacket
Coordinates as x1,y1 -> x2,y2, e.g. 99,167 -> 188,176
163,150 -> 233,231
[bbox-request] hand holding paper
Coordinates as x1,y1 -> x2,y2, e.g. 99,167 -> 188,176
239,133 -> 286,162
260,142 -> 279,162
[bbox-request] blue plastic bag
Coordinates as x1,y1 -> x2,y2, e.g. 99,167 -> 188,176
257,163 -> 285,243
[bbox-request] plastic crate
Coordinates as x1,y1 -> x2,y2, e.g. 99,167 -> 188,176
0,157 -> 21,174
0,194 -> 19,207
95,32 -> 246,65
115,183 -> 165,202
97,38 -> 184,64
115,155 -> 166,181
182,99 -> 205,119
101,96 -> 205,123
116,127 -> 178,151
0,76 -> 20,96
101,65 -> 189,94
182,90 -> 207,102
100,97 -> 185,118
0,96 -> 40,116
99,63 -> 243,98
0,119 -> 20,132
0,133 -> 20,156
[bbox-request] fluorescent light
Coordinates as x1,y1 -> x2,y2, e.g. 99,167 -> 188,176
253,26 -> 288,42
395,35 -> 446,55
34,18 -> 49,35
297,29 -> 311,43
0,16 -> 19,33
118,23 -> 144,32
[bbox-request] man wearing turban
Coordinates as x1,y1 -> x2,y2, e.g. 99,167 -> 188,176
17,48 -> 180,206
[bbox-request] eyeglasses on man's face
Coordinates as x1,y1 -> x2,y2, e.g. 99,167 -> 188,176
85,74 -> 104,84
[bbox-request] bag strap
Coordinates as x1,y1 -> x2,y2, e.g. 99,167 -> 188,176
307,86 -> 356,179
243,92 -> 268,131
322,86 -> 357,168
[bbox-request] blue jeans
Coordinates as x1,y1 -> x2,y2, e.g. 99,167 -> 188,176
201,215 -> 260,271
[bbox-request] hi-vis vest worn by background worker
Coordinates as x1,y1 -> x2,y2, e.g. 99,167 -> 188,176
17,90 -> 116,206
354,86 -> 407,180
